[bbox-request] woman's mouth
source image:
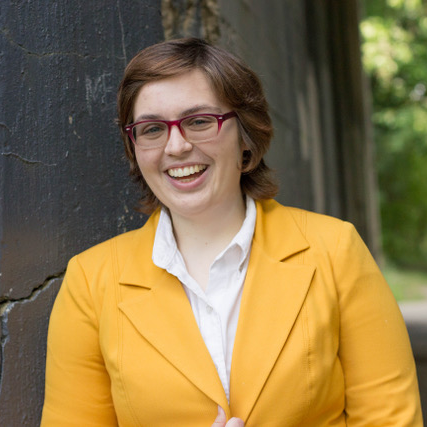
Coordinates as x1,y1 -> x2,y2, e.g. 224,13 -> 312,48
167,165 -> 207,182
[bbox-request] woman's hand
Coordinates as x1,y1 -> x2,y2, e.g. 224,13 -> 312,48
212,406 -> 244,426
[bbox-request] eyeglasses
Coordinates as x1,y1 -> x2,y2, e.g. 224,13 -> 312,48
125,111 -> 237,149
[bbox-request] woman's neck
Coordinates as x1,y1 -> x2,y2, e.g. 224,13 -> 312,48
170,196 -> 246,290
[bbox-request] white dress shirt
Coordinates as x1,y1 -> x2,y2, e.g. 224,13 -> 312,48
152,197 -> 256,400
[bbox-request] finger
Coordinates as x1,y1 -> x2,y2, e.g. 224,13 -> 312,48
212,406 -> 227,426
226,417 -> 245,427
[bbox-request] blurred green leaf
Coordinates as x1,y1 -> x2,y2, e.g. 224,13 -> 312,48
361,0 -> 427,269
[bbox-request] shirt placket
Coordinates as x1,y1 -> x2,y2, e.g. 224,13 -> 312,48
199,297 -> 229,398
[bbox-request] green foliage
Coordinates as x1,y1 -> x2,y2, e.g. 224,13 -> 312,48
382,262 -> 427,301
361,0 -> 427,269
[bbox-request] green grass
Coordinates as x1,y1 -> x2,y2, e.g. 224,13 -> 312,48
381,263 -> 427,302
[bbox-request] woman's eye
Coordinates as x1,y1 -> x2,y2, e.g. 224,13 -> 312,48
193,119 -> 209,125
140,124 -> 164,137
186,116 -> 215,128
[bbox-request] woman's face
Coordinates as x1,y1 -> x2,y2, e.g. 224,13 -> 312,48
132,69 -> 245,221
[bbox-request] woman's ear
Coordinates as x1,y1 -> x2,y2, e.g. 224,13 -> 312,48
241,149 -> 252,172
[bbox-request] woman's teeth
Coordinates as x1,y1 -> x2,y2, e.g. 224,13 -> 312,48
167,165 -> 207,178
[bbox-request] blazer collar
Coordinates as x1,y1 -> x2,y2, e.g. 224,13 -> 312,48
252,198 -> 310,261
117,209 -> 160,289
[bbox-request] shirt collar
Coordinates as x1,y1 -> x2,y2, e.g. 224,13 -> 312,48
152,207 -> 178,269
152,196 -> 256,270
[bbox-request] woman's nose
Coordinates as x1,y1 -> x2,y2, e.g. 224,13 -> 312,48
164,126 -> 193,156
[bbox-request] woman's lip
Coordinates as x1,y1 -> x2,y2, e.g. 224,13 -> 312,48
165,165 -> 209,189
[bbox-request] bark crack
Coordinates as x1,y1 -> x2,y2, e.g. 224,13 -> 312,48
1,27 -> 99,60
0,271 -> 65,309
0,272 -> 65,392
116,0 -> 127,66
0,123 -> 12,135
1,151 -> 57,167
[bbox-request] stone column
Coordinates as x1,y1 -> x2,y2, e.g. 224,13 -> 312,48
0,1 -> 163,425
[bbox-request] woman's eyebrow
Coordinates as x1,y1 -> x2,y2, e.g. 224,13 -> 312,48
179,105 -> 222,116
133,113 -> 160,122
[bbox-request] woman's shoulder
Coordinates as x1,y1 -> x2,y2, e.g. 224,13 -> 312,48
258,199 -> 351,232
257,199 -> 360,254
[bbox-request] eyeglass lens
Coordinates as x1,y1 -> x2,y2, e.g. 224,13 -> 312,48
133,115 -> 219,148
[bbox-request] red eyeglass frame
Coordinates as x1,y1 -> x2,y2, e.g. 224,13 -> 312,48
124,111 -> 237,144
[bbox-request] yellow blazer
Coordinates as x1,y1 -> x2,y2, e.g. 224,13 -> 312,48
41,200 -> 423,426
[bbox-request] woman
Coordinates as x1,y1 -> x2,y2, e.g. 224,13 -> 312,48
41,38 -> 423,426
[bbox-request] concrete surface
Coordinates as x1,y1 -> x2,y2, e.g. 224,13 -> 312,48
0,1 -> 163,425
400,301 -> 427,421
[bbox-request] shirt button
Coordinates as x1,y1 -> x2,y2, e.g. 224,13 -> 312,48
206,305 -> 213,314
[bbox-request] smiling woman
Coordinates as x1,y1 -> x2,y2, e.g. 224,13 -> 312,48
41,38 -> 423,426
117,38 -> 277,215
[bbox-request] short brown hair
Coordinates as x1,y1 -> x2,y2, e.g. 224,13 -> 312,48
117,37 -> 278,214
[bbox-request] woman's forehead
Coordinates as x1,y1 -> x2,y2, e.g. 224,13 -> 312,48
132,70 -> 229,120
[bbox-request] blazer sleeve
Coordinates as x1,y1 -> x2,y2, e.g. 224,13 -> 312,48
333,222 -> 423,426
40,255 -> 118,427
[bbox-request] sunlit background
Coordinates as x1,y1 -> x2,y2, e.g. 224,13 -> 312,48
361,0 -> 427,301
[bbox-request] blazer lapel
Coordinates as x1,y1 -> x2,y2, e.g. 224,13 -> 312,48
117,214 -> 228,412
229,200 -> 316,421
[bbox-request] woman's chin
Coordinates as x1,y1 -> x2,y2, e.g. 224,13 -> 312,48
165,196 -> 213,220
